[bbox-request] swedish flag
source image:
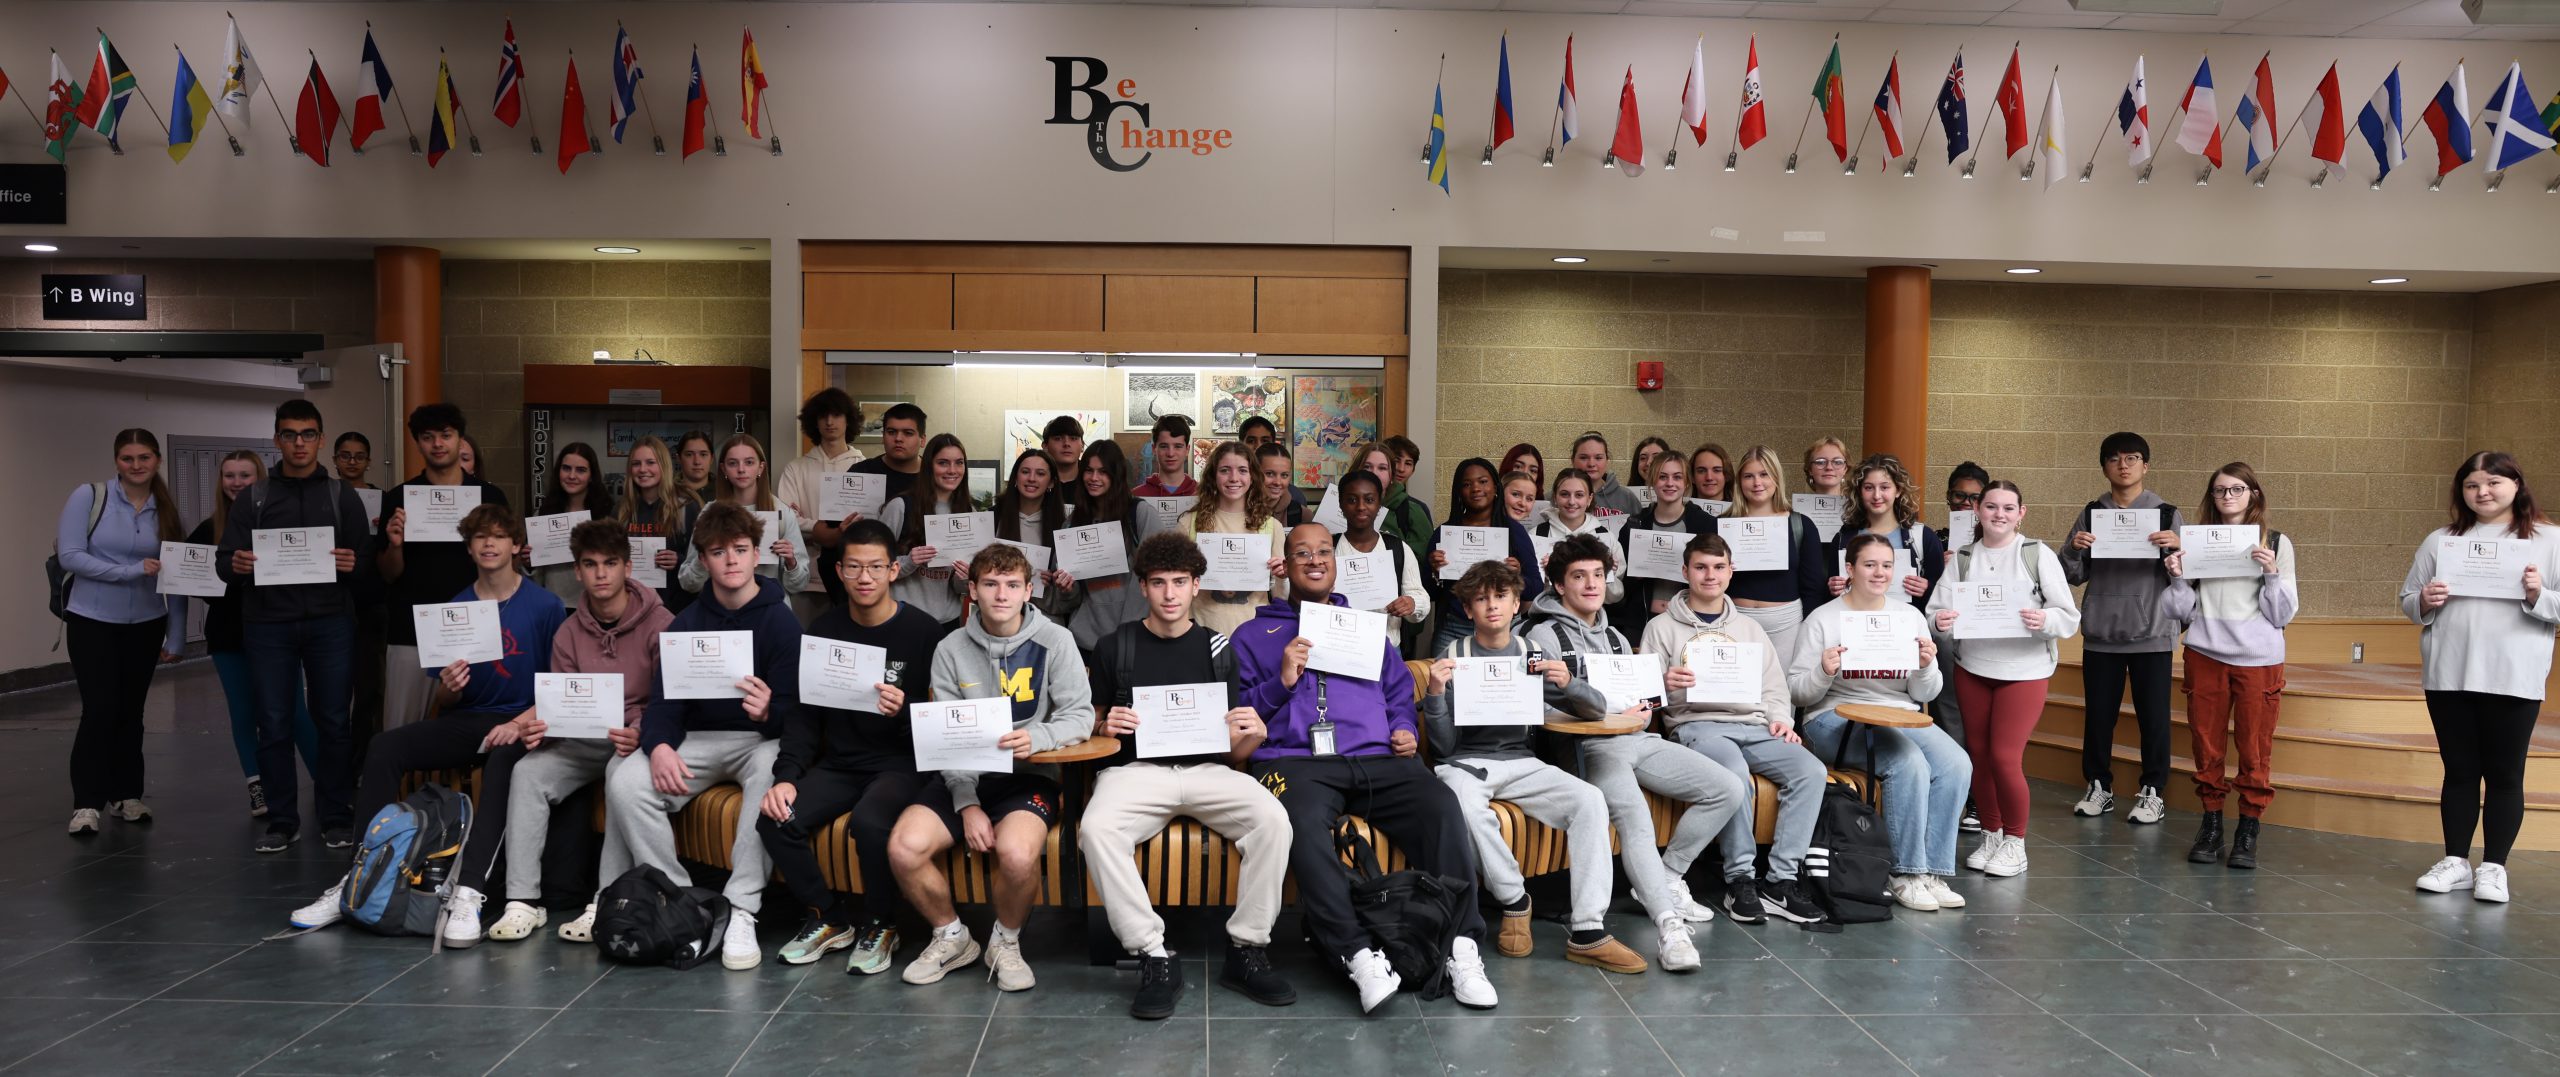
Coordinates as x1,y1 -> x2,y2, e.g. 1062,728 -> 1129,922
1426,82 -> 1449,194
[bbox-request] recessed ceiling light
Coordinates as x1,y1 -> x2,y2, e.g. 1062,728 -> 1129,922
23,243 -> 58,253
1651,258 -> 1671,264
2004,267 -> 2041,275
2254,274 -> 2274,280
2369,276 -> 2408,285
1551,256 -> 1587,264
594,246 -> 642,255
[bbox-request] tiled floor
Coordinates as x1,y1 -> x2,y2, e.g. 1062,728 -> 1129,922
2,662 -> 2558,1074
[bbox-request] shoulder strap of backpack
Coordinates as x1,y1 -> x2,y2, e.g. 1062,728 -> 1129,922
85,482 -> 107,536
1331,819 -> 1384,882
1109,627 -> 1140,708
1383,533 -> 1408,585
2019,539 -> 2047,601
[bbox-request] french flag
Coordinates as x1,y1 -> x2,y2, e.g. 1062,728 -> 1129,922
2176,57 -> 2222,167
2421,62 -> 2473,175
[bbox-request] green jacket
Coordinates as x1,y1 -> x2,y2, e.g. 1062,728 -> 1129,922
1382,483 -> 1434,554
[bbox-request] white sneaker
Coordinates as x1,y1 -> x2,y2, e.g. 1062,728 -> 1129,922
1665,877 -> 1717,923
1655,916 -> 1701,973
1446,936 -> 1498,1009
1966,830 -> 2005,872
1890,874 -> 1941,912
2127,786 -> 2166,825
721,909 -> 761,970
1984,835 -> 2029,878
2416,856 -> 2476,894
2474,863 -> 2511,904
110,798 -> 151,823
901,928 -> 983,985
1345,947 -> 1402,1013
1924,875 -> 1967,909
290,880 -> 345,929
985,932 -> 1035,992
66,809 -> 100,835
440,886 -> 488,948
2072,781 -> 2114,818
485,901 -> 548,942
556,903 -> 596,943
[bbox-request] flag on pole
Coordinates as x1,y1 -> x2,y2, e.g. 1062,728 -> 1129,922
2420,62 -> 2473,174
1872,55 -> 1906,158
44,52 -> 82,162
610,25 -> 644,144
74,33 -> 138,140
741,28 -> 771,139
2303,62 -> 2348,166
351,29 -> 393,151
428,56 -> 461,167
682,47 -> 709,159
218,15 -> 261,123
1812,42 -> 1848,161
1995,46 -> 2029,158
1426,80 -> 1449,193
1737,36 -> 1765,149
2541,90 -> 2560,140
1678,36 -> 1707,146
2234,54 -> 2278,172
1610,65 -> 1644,176
1936,48 -> 1969,162
0,65 -> 9,104
2036,68 -> 2067,189
1557,36 -> 1580,146
560,55 -> 593,173
168,50 -> 213,162
1492,34 -> 1516,149
2485,61 -> 2556,170
2357,66 -> 2407,181
494,18 -> 526,127
2118,55 -> 2151,167
294,56 -> 340,166
2176,57 -> 2222,167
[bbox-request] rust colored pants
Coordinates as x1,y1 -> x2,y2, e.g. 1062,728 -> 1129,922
2183,648 -> 2284,818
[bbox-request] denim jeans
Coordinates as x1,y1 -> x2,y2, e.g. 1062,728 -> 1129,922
242,614 -> 356,832
1799,706 -> 1972,877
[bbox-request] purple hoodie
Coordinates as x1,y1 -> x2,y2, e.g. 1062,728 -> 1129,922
1236,593 -> 1417,761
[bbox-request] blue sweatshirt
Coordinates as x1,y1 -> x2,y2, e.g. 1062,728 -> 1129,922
440,581 -> 567,718
1424,519 -> 1546,636
1237,594 -> 1417,761
641,574 -> 801,754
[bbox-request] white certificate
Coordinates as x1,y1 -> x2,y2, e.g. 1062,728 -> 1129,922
628,537 -> 669,589
1196,532 -> 1272,592
1310,485 -> 1348,535
753,511 -> 783,566
403,485 -> 480,543
412,600 -> 502,668
1583,652 -> 1666,714
658,630 -> 754,700
527,511 -> 590,568
536,673 -> 623,739
2179,525 -> 2263,580
2088,507 -> 2157,560
1682,639 -> 1766,705
817,471 -> 888,523
1298,602 -> 1387,681
1946,510 -> 1978,552
985,538 -> 1054,597
1334,549 -> 1401,613
1133,682 -> 1232,759
1948,581 -> 2034,640
1451,656 -> 1544,725
252,526 -> 337,586
799,637 -> 886,713
1720,517 -> 1788,572
1689,498 -> 1733,516
2439,537 -> 2531,601
1793,494 -> 1845,542
1437,525 -> 1508,581
355,487 -> 383,535
1053,522 -> 1131,580
910,698 -> 1015,773
1625,529 -> 1690,582
156,541 -> 227,597
924,511 -> 994,569
1132,496 -> 1192,539
1837,547 -> 1918,591
1528,533 -> 1560,576
1839,610 -> 1921,672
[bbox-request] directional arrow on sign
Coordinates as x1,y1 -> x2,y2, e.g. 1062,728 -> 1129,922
46,287 -> 62,302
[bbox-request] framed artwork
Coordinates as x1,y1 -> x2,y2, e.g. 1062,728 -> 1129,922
1003,409 -> 1109,464
605,420 -> 700,458
1122,372 -> 1199,432
855,397 -> 912,442
1290,375 -> 1381,488
1207,373 -> 1287,435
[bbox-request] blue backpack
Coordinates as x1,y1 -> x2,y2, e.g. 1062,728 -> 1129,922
341,784 -> 472,937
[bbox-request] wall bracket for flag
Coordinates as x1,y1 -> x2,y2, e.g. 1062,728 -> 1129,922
2544,174 -> 2558,194
2485,168 -> 2504,193
1543,147 -> 1557,167
1722,151 -> 1737,171
2196,165 -> 2213,186
713,134 -> 726,157
2310,165 -> 2329,188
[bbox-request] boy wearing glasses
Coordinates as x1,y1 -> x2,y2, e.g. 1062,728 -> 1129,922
2060,432 -> 2187,825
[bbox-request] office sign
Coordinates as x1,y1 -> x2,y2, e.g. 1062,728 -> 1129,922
0,164 -> 67,225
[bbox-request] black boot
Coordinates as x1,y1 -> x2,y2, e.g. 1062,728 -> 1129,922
2187,812 -> 2225,864
2227,817 -> 2260,870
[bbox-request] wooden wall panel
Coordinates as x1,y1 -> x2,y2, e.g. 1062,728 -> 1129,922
1257,277 -> 1406,337
954,274 -> 1104,332
804,273 -> 952,332
1105,275 -> 1255,334
804,242 -> 1405,279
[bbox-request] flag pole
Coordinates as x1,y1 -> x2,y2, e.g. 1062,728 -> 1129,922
623,21 -> 668,155
1965,40 -> 2017,178
1902,46 -> 1949,177
1721,53 -> 1745,171
179,44 -> 245,156
1846,51 -> 1890,175
225,10 -> 301,154
93,30 -> 171,158
1485,30 -> 1504,163
2079,113 -> 2112,182
2142,95 -> 2188,185
441,47 -> 485,156
699,43 -> 728,156
1784,33 -> 1835,174
373,23 -> 423,155
1663,32 -> 1697,170
518,18 -> 546,155
758,65 -> 784,156
5,77 -> 44,141
2022,64 -> 2057,181
567,47 -> 601,156
1543,45 -> 1564,167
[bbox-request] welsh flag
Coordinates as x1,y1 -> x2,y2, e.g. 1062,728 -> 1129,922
43,51 -> 83,162
1813,41 -> 1849,161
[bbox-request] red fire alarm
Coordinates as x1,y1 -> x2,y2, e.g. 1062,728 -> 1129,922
1635,361 -> 1665,391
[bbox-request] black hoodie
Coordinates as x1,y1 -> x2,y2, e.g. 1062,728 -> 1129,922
641,574 -> 801,754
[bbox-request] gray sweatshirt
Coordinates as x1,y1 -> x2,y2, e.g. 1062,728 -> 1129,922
2059,490 -> 2185,653
1524,592 -> 1636,721
1639,595 -> 1795,731
2399,523 -> 2560,700
1421,633 -> 1594,763
1591,475 -> 1643,519
927,605 -> 1095,808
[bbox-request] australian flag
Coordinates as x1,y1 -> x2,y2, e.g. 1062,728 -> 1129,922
1936,49 -> 1970,163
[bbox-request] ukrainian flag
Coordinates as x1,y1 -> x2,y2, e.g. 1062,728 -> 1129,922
1426,82 -> 1449,194
168,50 -> 212,161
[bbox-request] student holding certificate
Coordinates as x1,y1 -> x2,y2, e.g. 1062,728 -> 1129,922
877,434 -> 978,627
1080,534 -> 1297,1018
1332,470 -> 1431,630
1611,453 -> 1716,642
2160,463 -> 2297,870
378,404 -> 510,740
527,443 -> 613,608
1424,457 -> 1544,653
2401,452 -> 2560,905
1823,455 -> 1946,607
1719,445 -> 1833,667
2058,432 -> 2188,827
615,436 -> 701,617
1066,440 -> 1146,656
1924,481 -> 2078,880
184,451 -> 318,821
1179,441 -> 1287,636
55,428 -> 189,840
772,389 -> 867,625
679,435 -> 812,600
1791,534 -> 1967,914
994,449 -> 1079,617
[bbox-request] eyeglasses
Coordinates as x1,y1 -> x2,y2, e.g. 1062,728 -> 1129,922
843,562 -> 895,577
1945,492 -> 1981,507
1810,457 -> 1847,468
2104,453 -> 2147,466
276,429 -> 322,443
2211,486 -> 2254,499
1286,551 -> 1331,564
335,451 -> 370,462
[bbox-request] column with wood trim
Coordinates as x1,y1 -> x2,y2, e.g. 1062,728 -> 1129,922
373,246 -> 442,476
1862,266 -> 1929,476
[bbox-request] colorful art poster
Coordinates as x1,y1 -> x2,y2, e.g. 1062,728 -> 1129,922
1208,374 -> 1287,435
1003,409 -> 1109,464
1290,376 -> 1380,488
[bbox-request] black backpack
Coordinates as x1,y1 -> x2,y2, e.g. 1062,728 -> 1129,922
1802,778 -> 1896,926
1334,821 -> 1469,1000
45,483 -> 108,627
595,865 -> 731,970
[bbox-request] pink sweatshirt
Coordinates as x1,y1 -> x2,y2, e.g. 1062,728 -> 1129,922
551,578 -> 675,726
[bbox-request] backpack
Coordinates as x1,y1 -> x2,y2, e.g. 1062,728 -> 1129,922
1801,778 -> 1895,926
341,783 -> 473,937
45,483 -> 108,626
1334,820 -> 1468,1000
1955,538 -> 2049,598
595,865 -> 732,970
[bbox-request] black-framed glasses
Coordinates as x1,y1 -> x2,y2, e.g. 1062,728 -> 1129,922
1946,492 -> 1981,507
2211,485 -> 2254,499
276,429 -> 322,443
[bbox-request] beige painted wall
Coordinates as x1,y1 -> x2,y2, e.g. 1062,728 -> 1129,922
2470,282 -> 2560,475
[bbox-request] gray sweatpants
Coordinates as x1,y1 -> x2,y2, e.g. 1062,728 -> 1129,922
503,739 -> 624,903
1578,732 -> 1750,923
1435,756 -> 1614,932
603,732 -> 779,914
1669,720 -> 1827,884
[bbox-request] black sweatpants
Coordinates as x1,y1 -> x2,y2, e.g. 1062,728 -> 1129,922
2081,649 -> 2175,791
756,764 -> 930,925
66,614 -> 167,810
2425,690 -> 2542,864
1251,754 -> 1485,962
355,710 -> 516,892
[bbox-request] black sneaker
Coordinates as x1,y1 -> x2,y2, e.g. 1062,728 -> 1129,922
1959,800 -> 1982,833
256,826 -> 299,855
1219,942 -> 1297,1007
1722,877 -> 1766,924
1130,954 -> 1184,1020
1759,879 -> 1826,924
322,827 -> 356,850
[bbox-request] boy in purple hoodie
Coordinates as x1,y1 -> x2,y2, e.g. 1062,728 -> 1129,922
1237,523 -> 1495,1015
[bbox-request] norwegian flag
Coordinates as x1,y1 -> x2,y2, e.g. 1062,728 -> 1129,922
493,18 -> 525,127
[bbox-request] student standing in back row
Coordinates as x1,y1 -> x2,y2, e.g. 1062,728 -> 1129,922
1573,432 -> 1641,518
2060,432 -> 2185,826
1242,418 -> 1307,525
1182,442 -> 1288,636
1720,445 -> 1832,664
878,434 -> 976,628
681,435 -> 812,595
2162,463 -> 2296,870
1613,453 -> 1715,643
1133,415 -> 1199,498
334,432 -> 388,762
775,389 -> 866,626
1824,455 -> 1945,605
379,403 -> 511,733
187,451 -> 319,820
617,436 -> 700,616
1378,435 -> 1436,552
530,442 -> 614,609
56,429 -> 186,837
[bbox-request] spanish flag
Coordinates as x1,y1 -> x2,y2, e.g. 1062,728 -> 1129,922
740,28 -> 770,138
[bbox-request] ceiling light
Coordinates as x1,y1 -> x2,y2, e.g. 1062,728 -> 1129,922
2463,0 -> 2560,27
593,246 -> 641,255
2070,0 -> 2223,13
2004,267 -> 2041,275
1551,256 -> 1587,264
2369,276 -> 2409,285
23,243 -> 58,253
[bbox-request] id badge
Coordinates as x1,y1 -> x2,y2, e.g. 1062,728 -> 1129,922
1310,720 -> 1337,757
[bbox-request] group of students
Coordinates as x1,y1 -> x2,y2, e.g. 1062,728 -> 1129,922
45,389 -> 2555,1019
